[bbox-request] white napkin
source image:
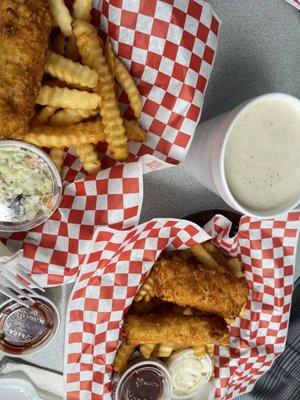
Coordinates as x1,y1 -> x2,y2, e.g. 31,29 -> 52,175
284,0 -> 300,10
0,361 -> 63,399
0,241 -> 12,257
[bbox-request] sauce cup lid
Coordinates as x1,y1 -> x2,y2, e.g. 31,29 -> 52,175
114,359 -> 173,400
0,294 -> 60,356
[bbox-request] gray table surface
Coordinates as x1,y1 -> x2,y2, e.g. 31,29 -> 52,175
0,0 -> 299,381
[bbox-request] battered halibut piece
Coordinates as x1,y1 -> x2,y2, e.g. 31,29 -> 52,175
152,258 -> 248,320
124,313 -> 229,347
0,0 -> 53,139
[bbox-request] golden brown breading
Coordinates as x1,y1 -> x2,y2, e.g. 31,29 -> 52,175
152,258 -> 248,320
0,0 -> 53,139
124,313 -> 229,347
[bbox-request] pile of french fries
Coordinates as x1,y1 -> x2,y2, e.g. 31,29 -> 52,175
113,241 -> 245,372
26,0 -> 146,175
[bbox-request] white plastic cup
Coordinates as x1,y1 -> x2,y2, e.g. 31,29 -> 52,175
184,93 -> 300,218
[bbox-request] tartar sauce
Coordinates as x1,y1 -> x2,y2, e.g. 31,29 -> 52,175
166,349 -> 212,399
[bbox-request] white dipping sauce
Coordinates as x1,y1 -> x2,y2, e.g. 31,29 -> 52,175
166,349 -> 212,399
224,98 -> 300,212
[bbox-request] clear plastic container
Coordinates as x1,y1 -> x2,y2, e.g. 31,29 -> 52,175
113,358 -> 173,400
0,294 -> 60,356
166,349 -> 213,399
0,141 -> 62,232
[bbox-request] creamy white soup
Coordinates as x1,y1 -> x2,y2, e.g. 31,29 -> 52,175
224,98 -> 300,212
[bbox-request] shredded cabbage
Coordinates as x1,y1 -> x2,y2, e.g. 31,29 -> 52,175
0,149 -> 53,223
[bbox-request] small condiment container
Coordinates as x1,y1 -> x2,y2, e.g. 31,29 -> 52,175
166,349 -> 213,399
113,358 -> 173,400
0,294 -> 60,356
0,140 -> 62,232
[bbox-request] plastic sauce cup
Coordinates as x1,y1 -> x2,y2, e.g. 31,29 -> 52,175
166,349 -> 213,399
113,358 -> 173,400
0,294 -> 60,357
0,140 -> 62,232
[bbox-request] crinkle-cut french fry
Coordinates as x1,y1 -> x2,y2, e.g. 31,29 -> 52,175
193,345 -> 207,357
191,244 -> 219,268
113,342 -> 136,372
26,121 -> 105,147
151,345 -> 188,359
203,242 -> 228,265
123,119 -> 147,142
27,118 -> 142,148
115,57 -> 142,118
49,108 -> 98,126
50,148 -> 65,173
72,19 -> 128,161
73,0 -> 92,21
32,106 -> 57,125
48,0 -> 73,37
134,275 -> 155,302
104,38 -> 116,78
169,304 -> 194,316
206,344 -> 215,357
37,86 -> 101,110
75,144 -> 101,175
156,343 -> 174,357
65,36 -> 80,62
226,258 -> 244,278
53,32 -> 67,56
224,317 -> 234,325
139,343 -> 155,359
178,248 -> 194,261
45,77 -> 91,92
45,51 -> 98,88
182,306 -> 194,316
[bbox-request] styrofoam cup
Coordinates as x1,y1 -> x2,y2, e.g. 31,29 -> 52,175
184,93 -> 300,218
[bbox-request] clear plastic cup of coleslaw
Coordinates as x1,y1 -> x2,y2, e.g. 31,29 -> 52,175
0,141 -> 62,232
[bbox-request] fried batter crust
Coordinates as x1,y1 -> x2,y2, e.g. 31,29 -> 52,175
0,0 -> 53,139
152,258 -> 249,319
124,313 -> 229,346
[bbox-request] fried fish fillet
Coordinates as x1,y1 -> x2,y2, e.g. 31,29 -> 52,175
0,0 -> 53,139
124,313 -> 229,347
152,258 -> 249,320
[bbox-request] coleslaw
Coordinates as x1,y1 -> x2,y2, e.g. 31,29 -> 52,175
0,147 -> 57,225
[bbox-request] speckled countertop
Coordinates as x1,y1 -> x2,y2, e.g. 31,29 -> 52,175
0,0 -> 299,378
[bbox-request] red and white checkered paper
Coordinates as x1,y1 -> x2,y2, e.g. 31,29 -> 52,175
62,212 -> 299,400
65,0 -> 220,174
4,210 -> 300,400
4,0 -> 220,283
2,1 -> 300,399
5,0 -> 220,284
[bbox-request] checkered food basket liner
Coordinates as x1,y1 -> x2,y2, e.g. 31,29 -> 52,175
2,1 -> 300,399
6,0 -> 220,285
63,212 -> 300,399
61,0 -> 220,180
4,210 -> 300,399
4,0 -> 220,283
